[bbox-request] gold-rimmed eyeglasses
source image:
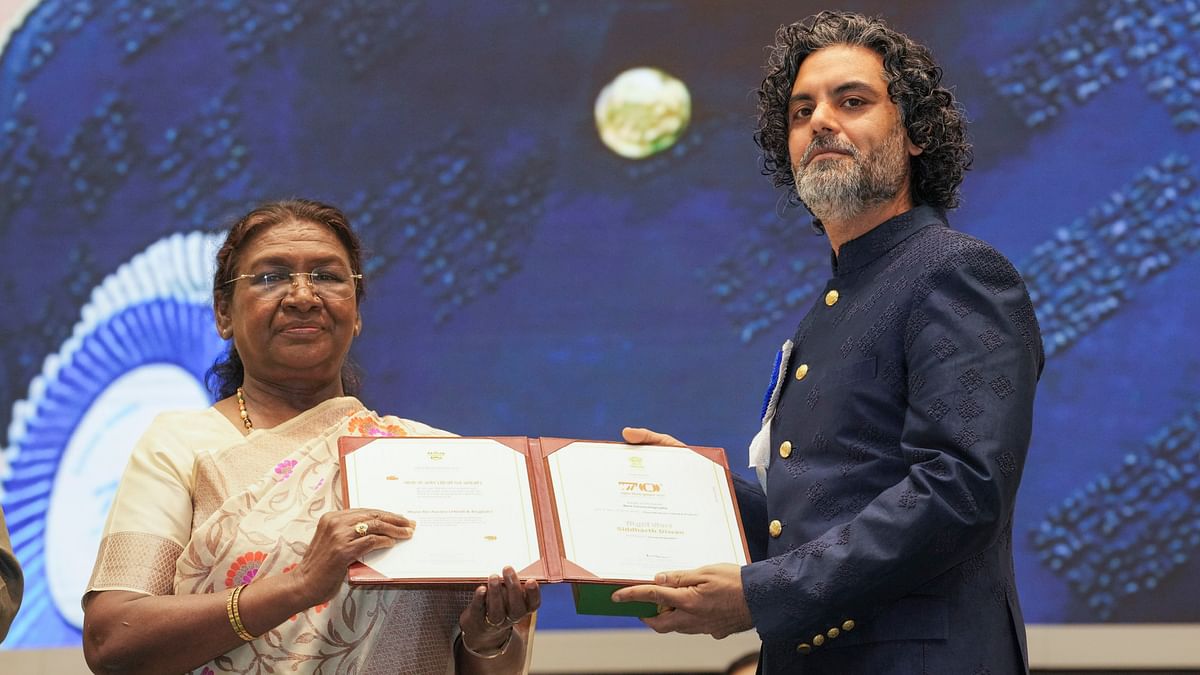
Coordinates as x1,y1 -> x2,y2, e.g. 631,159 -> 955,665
221,267 -> 362,302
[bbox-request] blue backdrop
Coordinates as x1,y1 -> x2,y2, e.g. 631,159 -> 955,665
1,0 -> 1198,649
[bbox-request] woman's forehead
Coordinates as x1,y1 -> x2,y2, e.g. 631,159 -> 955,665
239,220 -> 351,263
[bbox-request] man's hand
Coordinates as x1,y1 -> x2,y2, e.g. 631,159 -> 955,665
611,563 -> 753,639
622,427 -> 687,447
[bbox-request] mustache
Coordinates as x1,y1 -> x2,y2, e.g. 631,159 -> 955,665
799,136 -> 858,168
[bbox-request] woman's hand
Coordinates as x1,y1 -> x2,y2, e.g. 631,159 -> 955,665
291,508 -> 415,607
458,566 -> 541,657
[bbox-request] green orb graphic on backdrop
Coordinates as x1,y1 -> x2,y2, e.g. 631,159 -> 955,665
594,67 -> 691,159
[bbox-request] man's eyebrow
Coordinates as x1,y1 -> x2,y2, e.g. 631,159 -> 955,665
788,80 -> 879,105
833,80 -> 877,96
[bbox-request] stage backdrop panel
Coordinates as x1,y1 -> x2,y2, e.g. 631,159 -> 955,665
1,0 -> 1198,658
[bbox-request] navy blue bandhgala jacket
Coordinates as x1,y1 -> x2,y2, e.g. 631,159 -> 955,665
736,206 -> 1044,674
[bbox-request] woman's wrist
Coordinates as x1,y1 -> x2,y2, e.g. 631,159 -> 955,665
282,565 -> 326,611
458,625 -> 514,659
240,570 -> 325,636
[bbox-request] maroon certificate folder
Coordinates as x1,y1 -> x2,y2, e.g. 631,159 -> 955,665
339,436 -> 749,616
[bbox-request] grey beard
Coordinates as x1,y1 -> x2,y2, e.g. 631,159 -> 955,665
793,134 -> 908,223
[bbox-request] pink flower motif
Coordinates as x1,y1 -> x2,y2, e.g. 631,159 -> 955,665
273,459 -> 297,481
225,551 -> 266,588
202,669 -> 215,675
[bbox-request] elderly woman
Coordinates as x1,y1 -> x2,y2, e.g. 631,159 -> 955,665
82,199 -> 538,674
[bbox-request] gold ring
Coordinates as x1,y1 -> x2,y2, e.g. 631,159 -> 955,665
484,613 -> 508,628
656,604 -> 673,615
354,521 -> 370,536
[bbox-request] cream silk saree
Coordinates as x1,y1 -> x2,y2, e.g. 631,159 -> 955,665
86,397 -> 472,674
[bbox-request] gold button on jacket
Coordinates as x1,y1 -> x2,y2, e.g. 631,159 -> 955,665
842,619 -> 856,631
824,289 -> 839,306
826,627 -> 840,639
796,643 -> 811,654
812,634 -> 825,647
795,363 -> 809,380
768,519 -> 782,537
779,440 -> 792,458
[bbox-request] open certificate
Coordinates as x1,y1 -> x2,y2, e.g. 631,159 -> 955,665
339,436 -> 749,613
341,437 -> 542,580
547,441 -> 747,581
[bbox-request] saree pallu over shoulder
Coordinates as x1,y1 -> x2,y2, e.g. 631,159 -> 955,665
179,396 -> 367,596
188,396 -> 366,532
179,398 -> 468,675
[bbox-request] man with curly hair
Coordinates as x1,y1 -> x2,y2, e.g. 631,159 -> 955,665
615,11 -> 1042,673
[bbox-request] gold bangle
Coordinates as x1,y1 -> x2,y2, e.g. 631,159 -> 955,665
226,584 -> 258,641
232,585 -> 257,641
459,627 -> 513,660
224,585 -> 238,636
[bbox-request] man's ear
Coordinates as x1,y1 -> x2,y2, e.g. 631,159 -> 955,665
907,135 -> 924,157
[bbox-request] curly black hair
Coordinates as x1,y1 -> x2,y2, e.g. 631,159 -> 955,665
754,11 -> 972,227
